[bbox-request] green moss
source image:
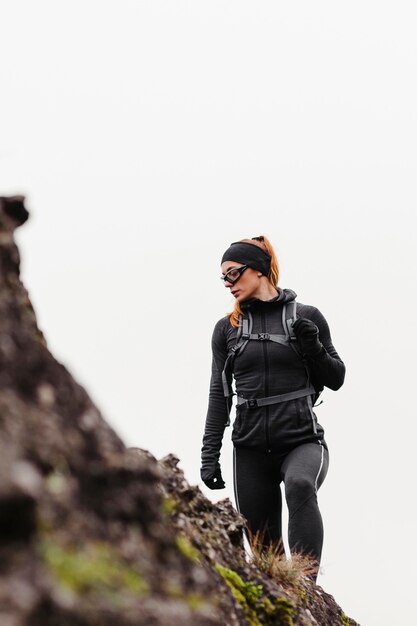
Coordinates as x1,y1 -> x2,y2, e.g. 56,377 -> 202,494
275,597 -> 296,624
46,470 -> 67,495
41,539 -> 149,595
186,593 -> 205,610
175,535 -> 201,563
215,564 -> 295,626
341,613 -> 350,626
296,586 -> 307,602
162,581 -> 206,610
162,496 -> 177,516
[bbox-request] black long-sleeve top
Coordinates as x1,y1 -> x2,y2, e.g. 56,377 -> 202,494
201,288 -> 345,476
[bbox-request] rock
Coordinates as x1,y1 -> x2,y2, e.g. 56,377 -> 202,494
0,196 -> 360,625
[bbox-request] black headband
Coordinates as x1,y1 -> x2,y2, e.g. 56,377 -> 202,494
221,241 -> 271,276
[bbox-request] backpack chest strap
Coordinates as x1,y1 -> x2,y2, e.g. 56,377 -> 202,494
241,332 -> 291,346
236,385 -> 315,409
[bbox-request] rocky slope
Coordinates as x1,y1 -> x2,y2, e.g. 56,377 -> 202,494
0,196 -> 359,626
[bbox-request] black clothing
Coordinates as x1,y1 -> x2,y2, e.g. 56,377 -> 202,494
221,241 -> 271,276
201,288 -> 345,480
233,442 -> 329,562
292,317 -> 323,357
202,466 -> 225,490
201,287 -> 344,568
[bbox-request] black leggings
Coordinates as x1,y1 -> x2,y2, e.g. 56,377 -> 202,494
233,443 -> 329,563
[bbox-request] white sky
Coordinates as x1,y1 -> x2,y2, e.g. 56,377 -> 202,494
1,2 -> 417,624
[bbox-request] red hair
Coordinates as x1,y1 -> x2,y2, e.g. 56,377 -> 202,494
227,235 -> 280,328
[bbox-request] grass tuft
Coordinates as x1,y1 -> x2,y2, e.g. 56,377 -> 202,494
248,530 -> 319,589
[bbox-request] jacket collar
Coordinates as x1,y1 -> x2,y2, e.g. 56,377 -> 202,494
240,287 -> 297,310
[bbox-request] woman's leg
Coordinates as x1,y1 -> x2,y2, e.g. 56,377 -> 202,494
233,447 -> 283,550
281,442 -> 329,564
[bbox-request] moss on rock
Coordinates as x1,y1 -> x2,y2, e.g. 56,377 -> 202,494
40,538 -> 149,595
175,535 -> 201,564
215,563 -> 295,626
162,495 -> 177,516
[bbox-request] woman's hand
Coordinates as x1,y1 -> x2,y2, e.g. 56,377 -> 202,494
292,317 -> 324,357
201,465 -> 226,490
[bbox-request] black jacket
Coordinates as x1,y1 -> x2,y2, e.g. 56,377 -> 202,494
201,288 -> 345,478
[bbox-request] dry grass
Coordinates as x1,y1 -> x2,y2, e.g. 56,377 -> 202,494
247,529 -> 319,589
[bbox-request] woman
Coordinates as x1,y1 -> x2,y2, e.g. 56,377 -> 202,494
200,236 -> 345,576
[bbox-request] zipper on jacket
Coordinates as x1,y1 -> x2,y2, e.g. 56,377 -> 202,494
261,310 -> 271,451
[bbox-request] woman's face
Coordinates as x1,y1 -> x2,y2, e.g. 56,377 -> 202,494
221,261 -> 262,302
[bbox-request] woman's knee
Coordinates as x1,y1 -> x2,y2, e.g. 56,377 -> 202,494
285,475 -> 315,506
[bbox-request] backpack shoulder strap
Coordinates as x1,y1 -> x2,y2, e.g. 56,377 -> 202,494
235,310 -> 253,354
221,311 -> 253,399
284,299 -> 322,405
284,300 -> 308,367
235,313 -> 243,343
282,300 -> 297,344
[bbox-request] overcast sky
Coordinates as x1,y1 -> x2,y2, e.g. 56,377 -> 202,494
2,2 -> 417,624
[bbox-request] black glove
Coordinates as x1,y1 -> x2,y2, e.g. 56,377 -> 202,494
292,317 -> 324,357
200,465 -> 226,490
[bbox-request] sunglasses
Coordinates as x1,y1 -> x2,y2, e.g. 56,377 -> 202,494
220,265 -> 249,285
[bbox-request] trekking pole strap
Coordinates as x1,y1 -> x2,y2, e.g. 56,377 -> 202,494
236,385 -> 316,409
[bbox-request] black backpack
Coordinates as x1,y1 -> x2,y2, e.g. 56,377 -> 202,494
221,301 -> 322,425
